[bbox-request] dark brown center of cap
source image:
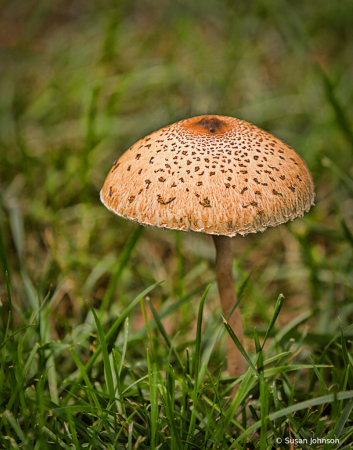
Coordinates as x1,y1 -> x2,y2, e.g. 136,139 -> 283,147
195,116 -> 226,133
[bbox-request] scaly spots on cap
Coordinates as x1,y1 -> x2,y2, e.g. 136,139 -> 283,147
101,114 -> 315,237
112,161 -> 120,173
157,195 -> 176,205
199,197 -> 211,207
272,189 -> 283,197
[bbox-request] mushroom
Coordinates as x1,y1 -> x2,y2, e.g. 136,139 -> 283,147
100,115 -> 315,386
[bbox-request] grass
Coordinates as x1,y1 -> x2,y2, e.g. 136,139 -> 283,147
1,0 -> 353,448
1,279 -> 353,449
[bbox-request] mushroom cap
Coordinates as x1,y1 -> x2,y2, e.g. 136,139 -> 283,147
100,115 -> 315,236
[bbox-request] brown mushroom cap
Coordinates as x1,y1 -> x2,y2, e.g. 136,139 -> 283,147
100,115 -> 315,236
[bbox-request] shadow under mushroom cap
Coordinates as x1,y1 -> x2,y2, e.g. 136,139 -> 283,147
100,115 -> 315,237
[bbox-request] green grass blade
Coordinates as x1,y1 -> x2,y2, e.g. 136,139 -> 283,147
319,68 -> 353,151
0,325 -> 34,352
341,220 -> 353,247
194,285 -> 211,390
146,349 -> 159,449
159,282 -> 213,321
8,201 -> 26,267
232,391 -> 353,446
309,356 -> 330,394
323,323 -> 353,356
5,271 -> 14,332
220,364 -> 256,439
262,294 -> 284,348
100,225 -> 144,316
271,308 -> 317,347
70,349 -> 103,412
263,352 -> 292,366
42,426 -> 71,450
146,298 -> 184,372
3,410 -> 26,444
332,399 -> 353,439
22,342 -> 40,378
259,377 -> 269,450
226,271 -> 252,320
118,317 -> 129,377
88,302 -> 115,401
222,316 -> 257,373
64,280 -> 163,403
340,323 -> 353,390
0,218 -> 9,277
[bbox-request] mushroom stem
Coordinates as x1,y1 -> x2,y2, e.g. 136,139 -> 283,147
212,235 -> 245,384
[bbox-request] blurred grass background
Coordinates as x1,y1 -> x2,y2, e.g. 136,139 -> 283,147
1,0 -> 352,342
1,0 -> 353,409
